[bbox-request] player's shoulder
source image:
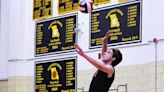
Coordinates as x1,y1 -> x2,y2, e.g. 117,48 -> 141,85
105,64 -> 114,77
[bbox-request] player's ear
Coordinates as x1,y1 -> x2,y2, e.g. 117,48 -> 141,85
112,57 -> 116,61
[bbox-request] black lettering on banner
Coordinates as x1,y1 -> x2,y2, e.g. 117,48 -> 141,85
90,0 -> 141,49
35,57 -> 77,92
33,0 -> 52,20
35,13 -> 77,56
58,0 -> 79,14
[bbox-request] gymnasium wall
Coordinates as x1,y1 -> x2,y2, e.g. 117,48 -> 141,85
78,60 -> 164,92
0,0 -> 164,92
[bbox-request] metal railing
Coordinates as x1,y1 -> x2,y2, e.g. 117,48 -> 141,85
109,84 -> 128,92
75,84 -> 127,92
75,87 -> 85,92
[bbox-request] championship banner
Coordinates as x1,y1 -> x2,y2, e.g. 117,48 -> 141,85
35,13 -> 77,56
58,0 -> 79,15
90,0 -> 141,49
35,57 -> 77,92
93,0 -> 111,5
33,0 -> 52,20
118,0 -> 128,3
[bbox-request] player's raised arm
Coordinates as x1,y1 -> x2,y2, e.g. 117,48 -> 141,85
101,31 -> 110,55
74,43 -> 114,77
75,44 -> 103,69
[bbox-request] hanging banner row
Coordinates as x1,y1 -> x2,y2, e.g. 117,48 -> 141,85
35,0 -> 141,56
33,0 -> 126,20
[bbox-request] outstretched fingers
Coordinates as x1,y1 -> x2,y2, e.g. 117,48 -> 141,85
74,43 -> 84,56
74,43 -> 82,51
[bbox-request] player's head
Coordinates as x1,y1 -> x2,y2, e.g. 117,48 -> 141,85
111,48 -> 122,67
101,48 -> 122,67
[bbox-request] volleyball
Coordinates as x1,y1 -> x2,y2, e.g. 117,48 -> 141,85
79,0 -> 93,13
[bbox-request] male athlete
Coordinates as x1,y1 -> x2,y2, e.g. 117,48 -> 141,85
75,32 -> 122,92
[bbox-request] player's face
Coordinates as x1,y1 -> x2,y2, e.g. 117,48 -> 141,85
101,50 -> 114,62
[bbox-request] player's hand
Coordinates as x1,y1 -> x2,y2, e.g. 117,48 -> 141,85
103,31 -> 110,42
74,43 -> 85,56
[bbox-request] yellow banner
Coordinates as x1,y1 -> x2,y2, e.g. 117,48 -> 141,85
58,0 -> 79,15
33,0 -> 52,20
93,0 -> 111,5
118,0 -> 128,3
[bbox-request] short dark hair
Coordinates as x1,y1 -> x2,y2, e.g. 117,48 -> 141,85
111,48 -> 122,67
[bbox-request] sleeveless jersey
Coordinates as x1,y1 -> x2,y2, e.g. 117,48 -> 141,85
89,70 -> 115,92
